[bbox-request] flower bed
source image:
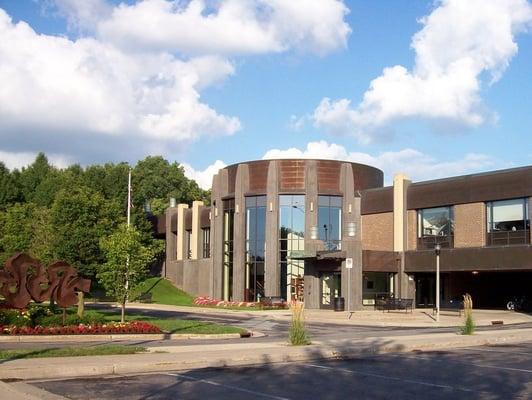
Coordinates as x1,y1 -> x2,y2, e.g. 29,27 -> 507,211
0,321 -> 162,335
194,296 -> 258,308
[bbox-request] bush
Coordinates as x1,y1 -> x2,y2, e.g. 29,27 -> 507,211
34,310 -> 105,327
289,302 -> 310,346
461,313 -> 475,335
0,309 -> 30,327
461,293 -> 475,335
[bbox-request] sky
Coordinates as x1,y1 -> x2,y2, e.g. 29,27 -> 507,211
0,0 -> 531,189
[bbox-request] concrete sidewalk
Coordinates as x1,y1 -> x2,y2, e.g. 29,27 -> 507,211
2,327 -> 531,381
115,302 -> 532,327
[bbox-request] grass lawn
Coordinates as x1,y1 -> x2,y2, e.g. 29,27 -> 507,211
130,277 -> 195,306
0,345 -> 146,361
101,311 -> 246,335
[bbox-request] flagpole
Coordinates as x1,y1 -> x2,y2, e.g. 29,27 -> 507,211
127,169 -> 131,228
125,168 -> 131,295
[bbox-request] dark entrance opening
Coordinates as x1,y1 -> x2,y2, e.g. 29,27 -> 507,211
445,271 -> 532,309
415,271 -> 532,309
320,271 -> 341,309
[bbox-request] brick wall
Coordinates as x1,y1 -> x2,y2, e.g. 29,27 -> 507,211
361,212 -> 394,251
454,202 -> 486,248
407,210 -> 417,251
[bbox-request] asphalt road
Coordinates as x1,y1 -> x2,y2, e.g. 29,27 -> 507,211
1,304 -> 531,350
30,342 -> 532,399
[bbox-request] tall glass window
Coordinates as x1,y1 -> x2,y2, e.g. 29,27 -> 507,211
318,196 -> 342,250
223,199 -> 235,301
202,228 -> 210,258
185,230 -> 192,259
245,196 -> 266,302
487,198 -> 529,246
417,206 -> 454,249
279,195 -> 305,301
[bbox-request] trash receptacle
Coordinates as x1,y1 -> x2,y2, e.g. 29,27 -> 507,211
333,297 -> 345,312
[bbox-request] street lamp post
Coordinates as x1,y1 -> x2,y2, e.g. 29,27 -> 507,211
434,243 -> 441,322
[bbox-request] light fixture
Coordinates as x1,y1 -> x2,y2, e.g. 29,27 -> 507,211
434,243 -> 441,256
235,204 -> 239,213
348,204 -> 352,214
214,207 -> 218,217
310,226 -> 318,240
169,198 -> 177,208
472,271 -> 479,275
310,201 -> 314,212
269,202 -> 273,212
347,222 -> 356,237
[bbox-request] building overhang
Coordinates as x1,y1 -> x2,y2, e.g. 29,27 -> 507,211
288,250 -> 346,261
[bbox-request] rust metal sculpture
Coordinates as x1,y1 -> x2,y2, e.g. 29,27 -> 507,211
0,253 -> 91,309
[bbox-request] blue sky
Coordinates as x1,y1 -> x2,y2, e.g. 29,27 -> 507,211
0,0 -> 531,188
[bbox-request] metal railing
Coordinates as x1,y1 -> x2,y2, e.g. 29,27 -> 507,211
487,229 -> 530,246
417,235 -> 454,250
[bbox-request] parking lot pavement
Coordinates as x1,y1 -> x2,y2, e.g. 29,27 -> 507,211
27,341 -> 532,400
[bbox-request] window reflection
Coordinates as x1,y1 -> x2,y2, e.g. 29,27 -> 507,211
486,198 -> 530,245
318,195 -> 342,250
417,206 -> 454,249
279,195 -> 305,301
245,196 -> 266,302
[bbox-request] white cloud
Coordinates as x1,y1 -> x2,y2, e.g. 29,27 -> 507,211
0,1 -> 350,163
0,150 -> 72,170
313,0 -> 532,142
81,0 -> 350,56
0,9 -> 240,148
182,159 -> 227,190
263,140 -> 503,184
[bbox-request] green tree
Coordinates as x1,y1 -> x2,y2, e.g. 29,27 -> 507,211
0,162 -> 21,209
0,203 -> 35,263
50,187 -> 122,278
18,153 -> 54,203
98,224 -> 156,322
30,206 -> 55,265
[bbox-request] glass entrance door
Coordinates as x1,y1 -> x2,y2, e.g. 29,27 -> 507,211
320,272 -> 341,309
416,274 -> 435,307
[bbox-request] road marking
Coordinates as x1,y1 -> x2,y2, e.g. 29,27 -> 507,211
166,373 -> 291,400
456,347 -> 532,357
384,353 -> 532,374
301,363 -> 474,392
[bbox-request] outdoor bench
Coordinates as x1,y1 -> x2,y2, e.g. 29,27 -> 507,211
260,296 -> 286,308
433,300 -> 464,316
382,298 -> 414,313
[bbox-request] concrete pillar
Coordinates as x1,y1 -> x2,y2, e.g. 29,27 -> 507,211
176,204 -> 189,261
341,163 -> 362,311
232,164 -> 249,301
190,201 -> 204,260
265,160 -> 280,297
164,206 -> 178,278
211,171 -> 227,299
393,173 -> 415,299
303,160 -> 319,309
304,261 -> 320,309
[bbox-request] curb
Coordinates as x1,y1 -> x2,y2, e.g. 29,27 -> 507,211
1,329 -> 531,381
0,332 -> 245,343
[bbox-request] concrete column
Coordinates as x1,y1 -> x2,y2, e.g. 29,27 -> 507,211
211,171 -> 227,299
176,204 -> 189,261
340,163 -> 362,311
265,160 -> 280,297
393,173 -> 415,299
164,206 -> 178,278
190,201 -> 204,260
232,164 -> 249,301
303,160 -> 319,308
304,261 -> 320,309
